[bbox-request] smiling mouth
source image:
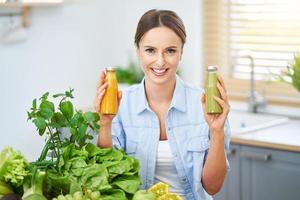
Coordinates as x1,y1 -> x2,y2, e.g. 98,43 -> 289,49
151,68 -> 169,76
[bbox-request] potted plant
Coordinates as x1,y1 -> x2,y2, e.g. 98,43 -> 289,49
277,53 -> 300,93
116,61 -> 144,85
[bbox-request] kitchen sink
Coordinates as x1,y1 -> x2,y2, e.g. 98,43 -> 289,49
228,110 -> 289,134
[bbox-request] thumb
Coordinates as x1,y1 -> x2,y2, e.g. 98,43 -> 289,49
201,94 -> 206,104
117,91 -> 122,105
201,94 -> 206,113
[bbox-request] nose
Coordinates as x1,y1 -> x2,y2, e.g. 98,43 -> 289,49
155,52 -> 165,67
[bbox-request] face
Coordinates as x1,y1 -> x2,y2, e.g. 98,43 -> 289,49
136,26 -> 183,86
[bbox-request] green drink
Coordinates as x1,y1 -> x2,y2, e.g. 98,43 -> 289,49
205,66 -> 222,114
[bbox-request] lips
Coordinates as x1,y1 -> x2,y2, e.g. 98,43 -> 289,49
151,68 -> 168,76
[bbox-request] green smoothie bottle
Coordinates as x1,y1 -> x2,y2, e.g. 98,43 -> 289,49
205,66 -> 222,114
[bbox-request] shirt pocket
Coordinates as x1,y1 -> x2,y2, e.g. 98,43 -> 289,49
125,140 -> 138,156
186,136 -> 210,188
187,135 -> 210,152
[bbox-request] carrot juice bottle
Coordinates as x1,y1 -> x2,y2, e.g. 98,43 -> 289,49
205,66 -> 222,114
100,67 -> 118,114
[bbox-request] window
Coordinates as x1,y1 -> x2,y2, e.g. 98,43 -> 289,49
203,0 -> 300,106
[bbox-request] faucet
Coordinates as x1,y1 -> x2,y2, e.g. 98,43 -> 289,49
239,53 -> 267,113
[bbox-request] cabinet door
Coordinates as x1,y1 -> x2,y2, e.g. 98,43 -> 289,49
240,146 -> 300,200
214,144 -> 241,200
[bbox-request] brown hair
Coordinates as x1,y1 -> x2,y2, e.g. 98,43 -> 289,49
134,9 -> 186,48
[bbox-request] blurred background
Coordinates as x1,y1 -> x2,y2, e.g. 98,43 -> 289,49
1,1 -> 300,199
0,0 -> 203,160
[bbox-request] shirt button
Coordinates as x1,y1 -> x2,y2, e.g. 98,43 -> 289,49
182,178 -> 187,182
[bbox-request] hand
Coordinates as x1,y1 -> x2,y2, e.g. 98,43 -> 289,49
94,70 -> 122,126
201,74 -> 230,135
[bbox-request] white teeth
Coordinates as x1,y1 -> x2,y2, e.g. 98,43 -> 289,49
153,68 -> 167,73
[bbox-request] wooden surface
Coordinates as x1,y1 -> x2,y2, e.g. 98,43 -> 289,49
231,120 -> 300,152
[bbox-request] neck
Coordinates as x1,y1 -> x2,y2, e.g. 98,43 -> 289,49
144,77 -> 176,104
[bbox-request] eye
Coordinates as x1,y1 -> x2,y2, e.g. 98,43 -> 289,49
166,48 -> 176,55
145,48 -> 155,54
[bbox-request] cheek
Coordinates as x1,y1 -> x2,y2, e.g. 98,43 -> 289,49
167,55 -> 181,66
139,54 -> 155,67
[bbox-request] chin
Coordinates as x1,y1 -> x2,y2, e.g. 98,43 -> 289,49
149,75 -> 174,85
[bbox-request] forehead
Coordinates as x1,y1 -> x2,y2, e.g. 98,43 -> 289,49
139,26 -> 182,48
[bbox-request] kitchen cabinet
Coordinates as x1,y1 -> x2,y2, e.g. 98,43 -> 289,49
240,145 -> 300,200
215,144 -> 300,200
214,144 -> 240,200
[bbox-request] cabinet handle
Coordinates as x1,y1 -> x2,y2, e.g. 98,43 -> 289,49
226,148 -> 236,156
240,151 -> 271,161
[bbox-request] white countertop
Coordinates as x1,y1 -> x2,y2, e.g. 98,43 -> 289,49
231,120 -> 300,152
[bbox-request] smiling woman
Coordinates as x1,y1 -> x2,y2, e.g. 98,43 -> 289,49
95,9 -> 231,200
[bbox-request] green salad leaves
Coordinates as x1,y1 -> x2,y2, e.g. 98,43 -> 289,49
0,89 -> 142,200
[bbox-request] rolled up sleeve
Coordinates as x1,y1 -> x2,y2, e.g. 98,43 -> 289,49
111,113 -> 125,150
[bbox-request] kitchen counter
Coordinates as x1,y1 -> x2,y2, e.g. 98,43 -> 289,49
231,120 -> 300,152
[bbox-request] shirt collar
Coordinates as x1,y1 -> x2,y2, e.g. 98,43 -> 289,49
135,78 -> 150,114
169,75 -> 187,112
135,75 -> 187,114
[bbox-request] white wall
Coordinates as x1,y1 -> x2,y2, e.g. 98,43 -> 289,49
0,0 -> 203,161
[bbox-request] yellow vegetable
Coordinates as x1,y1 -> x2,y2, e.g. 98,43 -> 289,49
148,182 -> 169,198
157,193 -> 182,200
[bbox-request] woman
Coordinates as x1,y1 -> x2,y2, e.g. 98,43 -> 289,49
95,9 -> 230,200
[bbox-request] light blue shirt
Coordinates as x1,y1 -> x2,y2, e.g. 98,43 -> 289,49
111,76 -> 231,200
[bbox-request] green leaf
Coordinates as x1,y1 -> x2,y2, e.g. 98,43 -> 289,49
101,189 -> 127,200
51,112 -> 68,128
69,127 -> 77,135
39,92 -> 49,101
84,112 -> 100,123
85,144 -> 112,157
33,117 -> 46,136
80,164 -> 111,191
112,175 -> 141,194
107,159 -> 132,176
70,112 -> 84,127
32,99 -> 37,111
52,93 -> 65,98
45,170 -> 73,196
65,88 -> 74,98
27,111 -> 33,120
0,147 -> 29,187
79,124 -> 88,136
124,156 -> 140,176
60,101 -> 74,120
39,100 -> 55,119
98,149 -> 123,163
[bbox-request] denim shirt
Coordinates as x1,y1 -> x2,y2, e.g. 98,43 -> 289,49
111,76 -> 231,200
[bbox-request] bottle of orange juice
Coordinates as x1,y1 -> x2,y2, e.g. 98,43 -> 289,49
100,67 -> 118,114
205,66 -> 222,114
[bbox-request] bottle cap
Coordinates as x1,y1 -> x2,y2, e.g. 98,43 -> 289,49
106,67 -> 116,72
207,66 -> 218,71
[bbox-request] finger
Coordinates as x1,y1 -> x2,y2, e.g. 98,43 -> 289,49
217,82 -> 228,103
200,94 -> 210,122
97,70 -> 106,88
213,96 -> 230,115
217,74 -> 227,93
96,82 -> 108,96
95,89 -> 106,112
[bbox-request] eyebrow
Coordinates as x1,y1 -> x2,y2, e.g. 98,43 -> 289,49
143,45 -> 178,49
